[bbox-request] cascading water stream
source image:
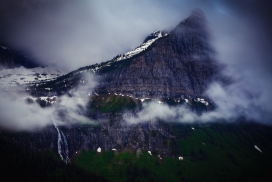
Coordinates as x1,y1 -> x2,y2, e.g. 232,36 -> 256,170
60,130 -> 70,163
51,115 -> 70,163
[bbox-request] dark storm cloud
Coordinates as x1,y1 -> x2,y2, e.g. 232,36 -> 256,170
0,0 -> 271,70
0,0 -> 270,66
0,0 -> 189,71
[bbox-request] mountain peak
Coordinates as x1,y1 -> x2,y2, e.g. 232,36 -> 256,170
34,8 -> 219,99
173,8 -> 207,32
184,8 -> 207,26
190,8 -> 206,19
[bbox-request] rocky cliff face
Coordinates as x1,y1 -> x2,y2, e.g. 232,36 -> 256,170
95,8 -> 221,99
0,115 -> 177,159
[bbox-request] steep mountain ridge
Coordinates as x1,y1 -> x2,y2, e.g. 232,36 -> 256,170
32,9 -> 222,100
101,8 -> 219,98
0,9 -> 224,163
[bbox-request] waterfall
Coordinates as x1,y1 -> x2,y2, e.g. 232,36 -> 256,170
60,130 -> 70,163
51,115 -> 70,163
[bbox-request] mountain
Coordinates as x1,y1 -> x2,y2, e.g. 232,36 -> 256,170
15,8 -> 222,160
0,8 -> 220,159
0,44 -> 64,90
1,9 -> 272,181
0,43 -> 64,90
99,9 -> 217,98
32,8 -> 223,100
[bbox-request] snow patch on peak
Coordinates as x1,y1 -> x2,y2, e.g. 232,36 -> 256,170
114,30 -> 168,62
75,29 -> 168,75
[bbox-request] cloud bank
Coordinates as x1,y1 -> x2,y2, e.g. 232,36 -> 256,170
0,72 -> 98,131
0,0 -> 190,71
126,81 -> 272,125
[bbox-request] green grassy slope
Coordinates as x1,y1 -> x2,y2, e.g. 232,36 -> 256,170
74,122 -> 272,182
88,94 -> 140,114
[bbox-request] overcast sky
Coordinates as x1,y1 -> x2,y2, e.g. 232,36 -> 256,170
0,0 -> 270,72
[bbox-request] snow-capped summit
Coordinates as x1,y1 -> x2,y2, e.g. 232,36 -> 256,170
85,29 -> 168,74
114,30 -> 168,62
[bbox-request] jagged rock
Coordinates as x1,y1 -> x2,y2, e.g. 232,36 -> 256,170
98,9 -> 220,98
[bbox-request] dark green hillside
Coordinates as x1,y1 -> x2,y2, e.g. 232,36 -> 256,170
86,95 -> 215,117
87,94 -> 140,114
74,122 -> 272,182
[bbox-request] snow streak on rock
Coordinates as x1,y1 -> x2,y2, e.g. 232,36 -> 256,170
254,145 -> 262,153
90,30 -> 168,73
115,30 -> 167,62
